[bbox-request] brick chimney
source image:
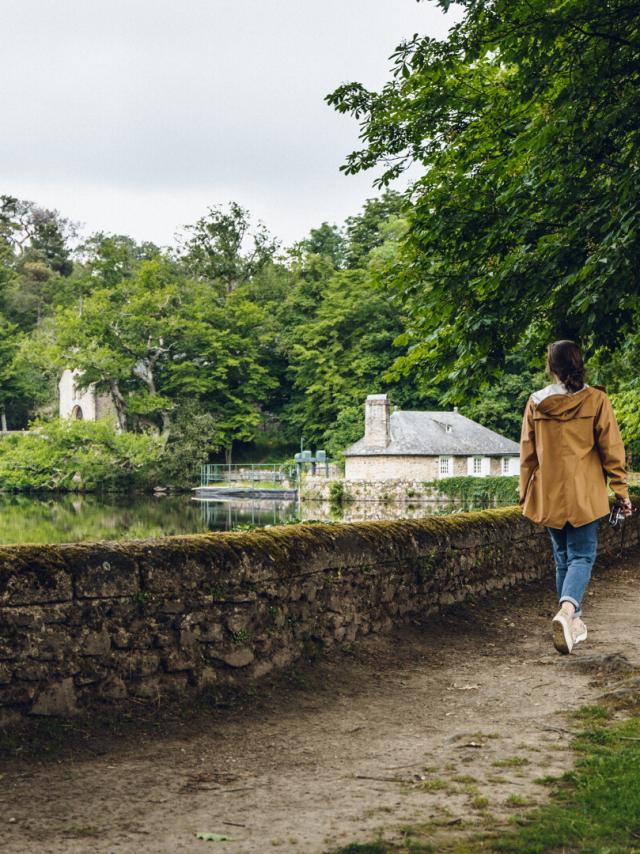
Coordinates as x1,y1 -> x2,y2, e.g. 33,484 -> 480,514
364,394 -> 390,448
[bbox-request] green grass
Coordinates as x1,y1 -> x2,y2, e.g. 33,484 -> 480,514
334,709 -> 640,854
492,756 -> 530,768
489,714 -> 640,853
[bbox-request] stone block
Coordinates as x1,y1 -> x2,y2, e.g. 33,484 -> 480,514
112,627 -> 132,649
162,650 -> 195,672
30,677 -> 76,716
0,567 -> 72,606
81,627 -> 111,656
196,623 -> 225,643
208,646 -> 254,668
197,666 -> 218,688
0,603 -> 74,627
117,651 -> 161,678
98,675 -> 128,701
72,550 -> 139,599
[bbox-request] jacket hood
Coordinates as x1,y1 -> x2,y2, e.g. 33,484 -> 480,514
530,383 -> 596,420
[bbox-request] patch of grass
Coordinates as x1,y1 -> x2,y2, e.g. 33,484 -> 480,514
505,794 -> 529,807
533,775 -> 558,786
417,777 -> 449,792
452,774 -> 477,784
471,794 -> 490,810
492,756 -> 529,768
571,703 -> 612,722
489,713 -> 640,852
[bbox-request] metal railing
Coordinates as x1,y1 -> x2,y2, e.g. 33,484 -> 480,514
200,463 -> 298,487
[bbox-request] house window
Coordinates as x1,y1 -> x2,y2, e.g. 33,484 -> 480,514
502,457 -> 512,475
472,456 -> 483,475
439,456 -> 452,476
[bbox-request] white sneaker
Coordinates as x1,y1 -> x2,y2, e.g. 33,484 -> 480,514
552,609 -> 574,655
572,619 -> 587,645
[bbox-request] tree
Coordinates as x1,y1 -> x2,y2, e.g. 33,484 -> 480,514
0,196 -> 74,274
52,254 -> 275,454
343,191 -> 406,268
327,0 -> 640,399
181,202 -> 278,299
300,222 -> 346,269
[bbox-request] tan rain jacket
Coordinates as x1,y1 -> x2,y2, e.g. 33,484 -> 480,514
519,383 -> 629,529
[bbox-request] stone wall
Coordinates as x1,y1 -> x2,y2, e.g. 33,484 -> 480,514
1,502 -> 638,724
300,475 -> 441,503
343,455 -> 518,483
345,454 -> 441,481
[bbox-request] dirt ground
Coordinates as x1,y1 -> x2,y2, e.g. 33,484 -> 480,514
2,552 -> 640,854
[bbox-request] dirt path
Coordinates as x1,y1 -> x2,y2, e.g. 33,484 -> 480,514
2,553 -> 640,854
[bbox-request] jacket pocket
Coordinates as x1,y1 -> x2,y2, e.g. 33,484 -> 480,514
521,467 -> 538,505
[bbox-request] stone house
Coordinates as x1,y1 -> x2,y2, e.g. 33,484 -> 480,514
59,369 -> 115,422
344,394 -> 520,482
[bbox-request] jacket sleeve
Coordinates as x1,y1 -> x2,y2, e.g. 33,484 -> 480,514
519,397 -> 538,505
594,393 -> 629,500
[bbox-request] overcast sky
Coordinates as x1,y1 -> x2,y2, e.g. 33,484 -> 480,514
2,1 -> 458,248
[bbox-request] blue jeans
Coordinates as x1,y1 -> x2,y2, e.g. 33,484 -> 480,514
547,520 -> 600,617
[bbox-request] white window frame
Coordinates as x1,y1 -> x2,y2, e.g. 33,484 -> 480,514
439,455 -> 452,477
469,456 -> 490,477
502,456 -> 519,476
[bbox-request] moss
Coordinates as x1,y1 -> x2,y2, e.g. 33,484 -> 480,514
0,505 -> 525,574
2,498 -> 635,587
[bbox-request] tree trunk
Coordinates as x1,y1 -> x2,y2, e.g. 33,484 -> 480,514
0,407 -> 7,432
225,442 -> 233,465
159,411 -> 172,448
109,381 -> 128,432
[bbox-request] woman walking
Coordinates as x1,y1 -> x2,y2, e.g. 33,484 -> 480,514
519,340 -> 632,654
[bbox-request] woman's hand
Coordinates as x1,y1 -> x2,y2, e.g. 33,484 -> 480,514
619,497 -> 633,517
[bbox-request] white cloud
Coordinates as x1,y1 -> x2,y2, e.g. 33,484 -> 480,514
1,0 -> 460,245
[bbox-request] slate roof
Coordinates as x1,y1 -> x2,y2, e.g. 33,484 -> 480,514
344,411 -> 520,457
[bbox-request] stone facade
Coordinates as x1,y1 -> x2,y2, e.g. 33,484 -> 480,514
344,454 -> 516,483
59,369 -> 116,422
1,502 -> 637,724
345,455 -> 440,482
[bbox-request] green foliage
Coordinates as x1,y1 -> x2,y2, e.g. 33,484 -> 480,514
328,480 -> 346,506
428,476 -> 519,505
0,418 -> 161,492
181,201 -> 277,298
327,1 -> 640,401
51,251 -> 274,448
610,389 -> 640,463
490,713 -> 640,853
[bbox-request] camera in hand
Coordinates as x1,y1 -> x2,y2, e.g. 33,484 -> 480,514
609,501 -> 625,527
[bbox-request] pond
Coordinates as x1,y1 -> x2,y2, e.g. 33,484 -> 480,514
0,493 -> 513,545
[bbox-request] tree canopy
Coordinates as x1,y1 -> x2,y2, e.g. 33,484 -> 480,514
327,0 -> 640,399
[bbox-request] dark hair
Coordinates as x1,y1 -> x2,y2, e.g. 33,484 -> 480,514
547,340 -> 586,393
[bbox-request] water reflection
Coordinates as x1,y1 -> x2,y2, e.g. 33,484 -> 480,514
0,493 -> 509,545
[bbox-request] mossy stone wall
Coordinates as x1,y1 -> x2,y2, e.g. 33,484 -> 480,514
1,503 -> 638,723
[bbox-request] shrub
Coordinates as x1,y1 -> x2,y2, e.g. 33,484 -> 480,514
0,418 -> 161,492
328,479 -> 346,506
426,475 -> 519,505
